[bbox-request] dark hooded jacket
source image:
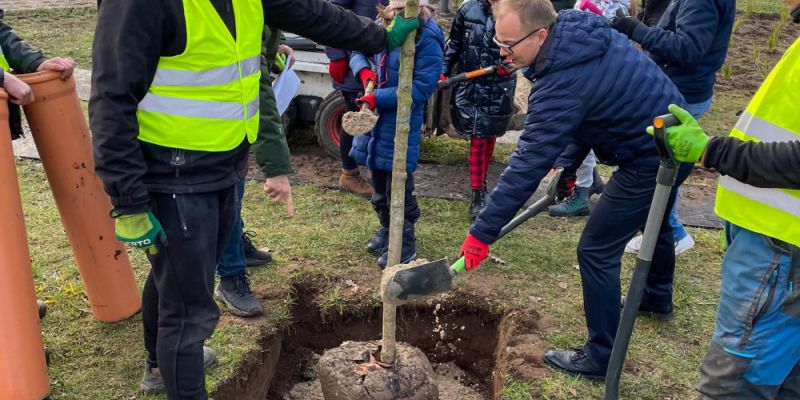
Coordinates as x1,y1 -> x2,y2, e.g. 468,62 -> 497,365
443,0 -> 516,137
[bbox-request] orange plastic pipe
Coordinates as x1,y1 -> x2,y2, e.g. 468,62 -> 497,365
0,90 -> 51,399
20,71 -> 141,322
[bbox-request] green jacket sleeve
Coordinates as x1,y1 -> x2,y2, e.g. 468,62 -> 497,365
252,59 -> 293,178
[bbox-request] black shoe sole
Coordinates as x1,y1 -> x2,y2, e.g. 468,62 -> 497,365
543,356 -> 605,381
548,209 -> 591,217
245,256 -> 272,267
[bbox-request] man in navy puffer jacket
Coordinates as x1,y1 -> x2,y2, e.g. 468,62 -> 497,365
458,0 -> 692,379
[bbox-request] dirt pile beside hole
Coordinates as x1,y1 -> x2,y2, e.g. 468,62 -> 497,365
318,340 -> 439,400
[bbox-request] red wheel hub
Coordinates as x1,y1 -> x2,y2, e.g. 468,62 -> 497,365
327,107 -> 345,147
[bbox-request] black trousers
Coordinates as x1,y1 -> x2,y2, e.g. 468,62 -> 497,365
370,169 -> 420,226
142,188 -> 237,400
578,162 -> 692,364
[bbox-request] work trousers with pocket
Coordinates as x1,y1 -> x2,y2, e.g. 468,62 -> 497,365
142,187 -> 237,400
698,223 -> 800,399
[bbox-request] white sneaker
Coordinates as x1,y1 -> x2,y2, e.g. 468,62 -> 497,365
625,235 -> 643,254
673,234 -> 695,255
624,234 -> 695,255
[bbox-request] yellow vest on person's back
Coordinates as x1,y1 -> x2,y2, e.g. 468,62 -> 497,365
137,0 -> 263,152
0,46 -> 10,71
714,37 -> 800,247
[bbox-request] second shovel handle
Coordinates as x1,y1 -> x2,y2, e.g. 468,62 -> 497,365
360,81 -> 376,112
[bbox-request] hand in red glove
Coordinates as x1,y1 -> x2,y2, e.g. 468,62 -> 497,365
329,58 -> 348,84
496,62 -> 513,76
459,233 -> 489,271
357,93 -> 377,111
358,68 -> 378,88
439,73 -> 447,82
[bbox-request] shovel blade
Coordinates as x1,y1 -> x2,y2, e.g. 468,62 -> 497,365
383,259 -> 454,304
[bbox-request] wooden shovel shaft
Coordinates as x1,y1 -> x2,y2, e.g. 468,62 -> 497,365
360,80 -> 375,112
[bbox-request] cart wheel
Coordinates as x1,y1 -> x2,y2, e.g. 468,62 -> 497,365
315,92 -> 347,160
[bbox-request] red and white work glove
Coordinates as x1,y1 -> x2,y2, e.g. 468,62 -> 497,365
459,233 -> 489,271
495,62 -> 513,76
329,58 -> 348,84
357,93 -> 377,111
358,68 -> 377,89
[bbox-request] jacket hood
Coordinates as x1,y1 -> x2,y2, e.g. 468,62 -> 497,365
527,10 -> 612,79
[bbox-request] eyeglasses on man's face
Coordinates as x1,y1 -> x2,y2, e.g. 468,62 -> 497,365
493,26 -> 546,55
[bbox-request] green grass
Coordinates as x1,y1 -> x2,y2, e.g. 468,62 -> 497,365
421,134 -> 516,165
738,0 -> 786,14
5,7 -> 96,69
699,91 -> 751,136
17,158 -> 725,399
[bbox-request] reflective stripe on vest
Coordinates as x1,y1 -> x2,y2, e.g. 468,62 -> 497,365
715,37 -> 800,247
0,46 -> 9,71
136,0 -> 263,152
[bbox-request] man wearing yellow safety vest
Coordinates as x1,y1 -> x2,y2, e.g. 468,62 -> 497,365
0,8 -> 75,124
650,0 -> 800,397
89,0 -> 418,398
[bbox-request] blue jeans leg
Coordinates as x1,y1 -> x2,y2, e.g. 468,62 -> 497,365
667,97 -> 714,242
216,179 -> 247,277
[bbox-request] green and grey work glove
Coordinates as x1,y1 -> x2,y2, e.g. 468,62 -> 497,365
386,15 -> 420,52
114,211 -> 167,255
646,104 -> 711,163
272,53 -> 287,74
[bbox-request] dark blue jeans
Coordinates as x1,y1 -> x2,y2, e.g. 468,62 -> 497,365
142,187 -> 237,400
578,162 -> 692,364
216,179 -> 246,278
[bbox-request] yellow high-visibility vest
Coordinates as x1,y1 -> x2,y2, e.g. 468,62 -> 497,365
715,37 -> 800,247
137,0 -> 263,151
0,46 -> 10,71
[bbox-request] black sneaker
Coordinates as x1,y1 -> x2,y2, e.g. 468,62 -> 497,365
544,348 -> 607,380
620,295 -> 675,322
242,231 -> 272,267
216,273 -> 264,317
469,189 -> 487,221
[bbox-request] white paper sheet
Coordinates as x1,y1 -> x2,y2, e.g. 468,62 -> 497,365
272,56 -> 301,116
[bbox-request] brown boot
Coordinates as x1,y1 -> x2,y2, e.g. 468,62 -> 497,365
339,168 -> 374,196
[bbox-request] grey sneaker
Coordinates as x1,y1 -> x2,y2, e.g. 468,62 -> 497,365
140,346 -> 217,393
216,273 -> 264,317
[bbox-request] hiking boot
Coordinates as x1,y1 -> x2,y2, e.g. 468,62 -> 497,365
544,348 -> 607,380
140,347 -> 217,394
590,168 -> 605,196
549,187 -> 591,217
377,224 -> 417,269
469,189 -> 487,221
624,233 -> 695,256
339,168 -> 374,197
620,295 -> 675,322
367,227 -> 389,256
216,273 -> 263,317
243,231 -> 272,267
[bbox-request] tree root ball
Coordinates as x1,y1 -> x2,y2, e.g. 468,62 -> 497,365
341,110 -> 378,136
318,340 -> 439,400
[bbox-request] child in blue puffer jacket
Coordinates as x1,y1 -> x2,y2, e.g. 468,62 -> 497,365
349,0 -> 444,268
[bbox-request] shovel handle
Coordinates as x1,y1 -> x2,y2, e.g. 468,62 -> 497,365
438,66 -> 496,88
451,256 -> 466,273
360,81 -> 376,112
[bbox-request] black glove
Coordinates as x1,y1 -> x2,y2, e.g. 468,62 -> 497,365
611,13 -> 644,39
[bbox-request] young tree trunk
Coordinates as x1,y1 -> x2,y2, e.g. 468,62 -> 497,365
381,0 -> 420,366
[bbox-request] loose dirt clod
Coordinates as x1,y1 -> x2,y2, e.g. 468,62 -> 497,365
341,110 -> 378,136
318,340 -> 439,400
